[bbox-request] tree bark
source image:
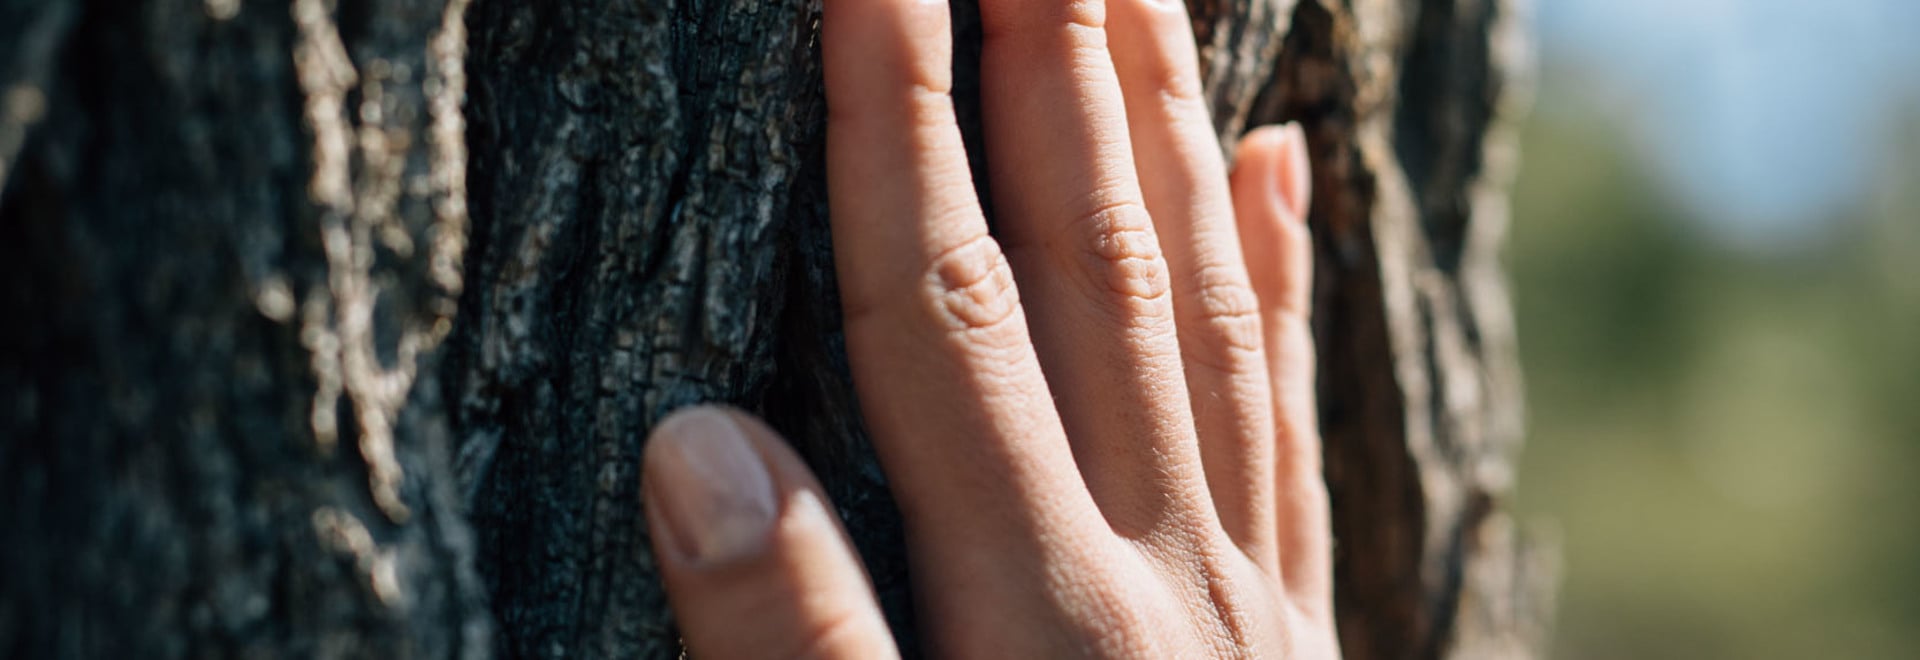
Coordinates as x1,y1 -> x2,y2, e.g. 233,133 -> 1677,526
1,0 -> 490,657
0,0 -> 1548,658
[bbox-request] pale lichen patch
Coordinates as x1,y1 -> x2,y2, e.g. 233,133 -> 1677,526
312,507 -> 405,607
4,85 -> 47,125
290,0 -> 477,524
254,275 -> 296,323
204,0 -> 240,21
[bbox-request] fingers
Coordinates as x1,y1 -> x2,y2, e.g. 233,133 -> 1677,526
643,407 -> 899,659
823,0 -> 1106,558
1107,0 -> 1279,568
978,0 -> 1211,534
1230,124 -> 1331,608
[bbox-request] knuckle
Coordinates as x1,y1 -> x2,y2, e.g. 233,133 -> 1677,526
1072,202 -> 1172,309
923,233 -> 1025,339
984,0 -> 1108,40
1111,0 -> 1203,103
1153,66 -> 1206,107
1178,270 -> 1265,374
904,80 -> 957,126
779,603 -> 882,660
827,77 -> 956,131
1062,579 -> 1169,657
1062,0 -> 1107,31
1146,49 -> 1205,106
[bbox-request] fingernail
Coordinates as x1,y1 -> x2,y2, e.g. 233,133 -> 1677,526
1278,122 -> 1312,220
646,407 -> 778,564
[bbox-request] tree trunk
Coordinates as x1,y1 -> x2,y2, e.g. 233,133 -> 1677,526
0,0 -> 1548,658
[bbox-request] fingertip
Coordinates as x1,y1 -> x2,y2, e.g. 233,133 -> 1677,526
1230,125 -> 1314,309
644,406 -> 779,565
1231,122 -> 1312,226
822,0 -> 955,109
643,406 -> 899,658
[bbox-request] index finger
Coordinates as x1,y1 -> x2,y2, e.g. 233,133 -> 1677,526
822,0 -> 1104,570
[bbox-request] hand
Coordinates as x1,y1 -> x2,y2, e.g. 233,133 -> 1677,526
638,0 -> 1335,656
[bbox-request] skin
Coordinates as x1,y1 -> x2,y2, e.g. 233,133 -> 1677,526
639,0 -> 1338,655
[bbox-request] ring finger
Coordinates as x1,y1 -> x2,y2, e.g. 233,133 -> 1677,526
1106,0 -> 1279,570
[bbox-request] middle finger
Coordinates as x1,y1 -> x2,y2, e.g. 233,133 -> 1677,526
979,0 -> 1213,536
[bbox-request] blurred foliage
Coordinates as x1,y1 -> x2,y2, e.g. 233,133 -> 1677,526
1509,67 -> 1920,659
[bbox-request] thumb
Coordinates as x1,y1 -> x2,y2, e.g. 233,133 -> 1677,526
642,406 -> 899,659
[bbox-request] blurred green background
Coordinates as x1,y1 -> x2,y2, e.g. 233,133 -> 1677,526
1512,1 -> 1920,657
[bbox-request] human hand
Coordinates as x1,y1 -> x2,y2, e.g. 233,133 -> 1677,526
639,0 -> 1335,656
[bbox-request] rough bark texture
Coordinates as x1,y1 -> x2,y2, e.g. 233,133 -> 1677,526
0,0 -> 490,657
1258,2 -> 1557,657
0,0 -> 1547,658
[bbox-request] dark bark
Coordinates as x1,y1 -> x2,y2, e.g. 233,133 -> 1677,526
1,0 -> 1547,658
0,0 -> 489,657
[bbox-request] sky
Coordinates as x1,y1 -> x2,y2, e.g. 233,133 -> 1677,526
1535,0 -> 1920,250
